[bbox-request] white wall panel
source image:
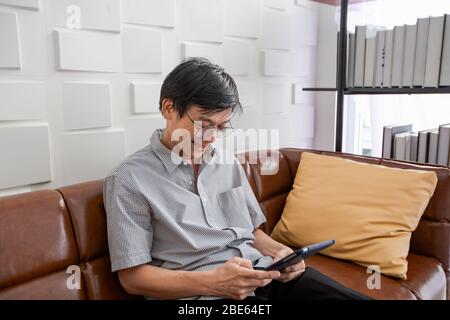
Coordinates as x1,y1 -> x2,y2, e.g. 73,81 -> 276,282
0,125 -> 51,190
131,82 -> 161,114
182,42 -> 223,65
287,138 -> 314,149
293,3 -> 318,46
1,5 -> 47,75
0,186 -> 31,197
262,9 -> 291,50
262,50 -> 290,76
122,27 -> 162,73
234,107 -> 260,131
122,0 -> 175,28
55,29 -> 121,72
0,0 -> 39,10
291,46 -> 315,77
62,82 -> 111,130
49,0 -> 120,32
265,0 -> 288,10
262,83 -> 288,114
224,39 -> 250,76
0,11 -> 21,69
260,113 -> 289,145
236,81 -> 258,108
0,0 -> 318,195
125,117 -> 165,155
295,0 -> 317,8
180,0 -> 224,43
224,0 -> 259,38
292,82 -> 315,105
0,81 -> 46,120
287,105 -> 314,138
219,107 -> 261,154
61,130 -> 125,185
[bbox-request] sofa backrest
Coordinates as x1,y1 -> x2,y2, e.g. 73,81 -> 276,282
0,148 -> 449,299
0,181 -> 135,300
57,181 -> 136,300
241,149 -> 450,296
0,190 -> 83,299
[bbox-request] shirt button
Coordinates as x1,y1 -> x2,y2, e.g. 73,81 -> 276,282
188,180 -> 193,186
202,197 -> 208,203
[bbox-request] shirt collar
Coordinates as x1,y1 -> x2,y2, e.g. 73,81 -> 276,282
150,128 -> 216,174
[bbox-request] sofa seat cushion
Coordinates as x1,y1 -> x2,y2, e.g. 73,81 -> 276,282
397,254 -> 447,300
305,253 -> 446,300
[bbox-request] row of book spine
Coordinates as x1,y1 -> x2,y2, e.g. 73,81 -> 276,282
343,14 -> 450,88
382,123 -> 450,166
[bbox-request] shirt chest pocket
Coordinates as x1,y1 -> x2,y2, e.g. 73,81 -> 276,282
216,186 -> 253,229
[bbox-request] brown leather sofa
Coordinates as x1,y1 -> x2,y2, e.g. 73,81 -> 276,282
0,148 -> 448,300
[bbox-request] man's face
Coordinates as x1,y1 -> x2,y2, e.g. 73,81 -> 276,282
165,103 -> 233,154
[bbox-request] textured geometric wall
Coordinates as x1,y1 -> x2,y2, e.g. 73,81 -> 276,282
0,0 -> 318,195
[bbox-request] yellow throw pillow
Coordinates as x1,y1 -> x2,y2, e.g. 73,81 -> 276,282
271,152 -> 438,279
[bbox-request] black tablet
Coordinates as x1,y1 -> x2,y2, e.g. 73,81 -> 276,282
264,239 -> 336,272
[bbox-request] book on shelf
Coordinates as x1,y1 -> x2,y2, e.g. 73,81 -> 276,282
337,31 -> 354,88
374,30 -> 385,87
418,128 -> 436,163
382,29 -> 394,88
354,25 -> 367,87
413,17 -> 430,87
424,16 -> 445,87
402,24 -> 417,88
427,130 -> 439,164
391,26 -> 405,87
393,132 -> 412,161
410,132 -> 419,162
383,125 -> 450,167
348,33 -> 356,87
345,14 -> 450,89
437,123 -> 450,166
439,14 -> 450,86
382,124 -> 413,158
364,37 -> 377,87
354,25 -> 383,87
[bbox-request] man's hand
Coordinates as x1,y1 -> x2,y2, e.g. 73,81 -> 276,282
208,257 -> 281,300
273,247 -> 306,283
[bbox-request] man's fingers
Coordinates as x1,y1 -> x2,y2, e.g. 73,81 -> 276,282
230,257 -> 253,269
277,274 -> 290,282
237,287 -> 258,299
285,264 -> 305,273
278,270 -> 304,282
241,278 -> 272,288
239,267 -> 280,280
284,260 -> 306,273
238,260 -> 253,269
278,276 -> 291,283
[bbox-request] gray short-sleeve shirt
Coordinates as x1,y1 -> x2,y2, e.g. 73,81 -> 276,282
103,129 -> 273,298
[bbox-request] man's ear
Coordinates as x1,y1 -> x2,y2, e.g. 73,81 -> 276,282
161,98 -> 175,120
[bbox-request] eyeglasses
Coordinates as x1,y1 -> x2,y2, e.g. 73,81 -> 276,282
185,112 -> 234,138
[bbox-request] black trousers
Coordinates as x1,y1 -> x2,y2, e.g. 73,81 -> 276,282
249,267 -> 373,300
